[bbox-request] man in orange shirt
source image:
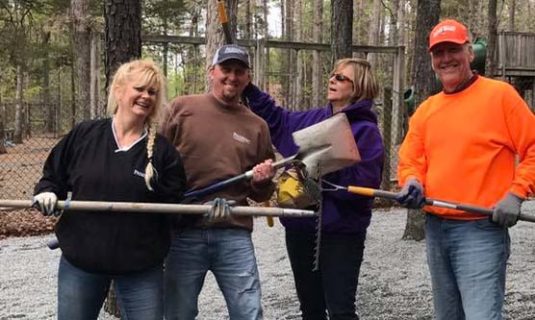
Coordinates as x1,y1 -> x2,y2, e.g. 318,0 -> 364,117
397,19 -> 535,320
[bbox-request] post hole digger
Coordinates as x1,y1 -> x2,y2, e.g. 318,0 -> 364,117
321,180 -> 535,223
185,112 -> 360,199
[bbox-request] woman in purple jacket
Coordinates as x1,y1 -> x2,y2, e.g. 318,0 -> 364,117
244,58 -> 384,320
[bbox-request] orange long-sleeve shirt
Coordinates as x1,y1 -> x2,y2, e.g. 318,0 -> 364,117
398,76 -> 535,219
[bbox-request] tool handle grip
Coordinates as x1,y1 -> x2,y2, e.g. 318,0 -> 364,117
346,186 -> 535,223
217,0 -> 234,44
184,156 -> 296,199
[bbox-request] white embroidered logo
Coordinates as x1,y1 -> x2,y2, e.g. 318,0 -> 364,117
233,132 -> 250,144
433,25 -> 456,37
133,169 -> 145,178
224,47 -> 246,55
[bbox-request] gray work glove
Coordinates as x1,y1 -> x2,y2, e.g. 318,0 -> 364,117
396,179 -> 426,209
492,192 -> 523,227
32,192 -> 61,216
204,198 -> 235,223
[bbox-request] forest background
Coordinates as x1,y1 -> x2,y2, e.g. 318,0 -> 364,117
0,1 -> 535,318
0,0 -> 534,238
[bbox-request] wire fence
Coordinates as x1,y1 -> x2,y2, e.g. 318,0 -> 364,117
1,81 -> 533,201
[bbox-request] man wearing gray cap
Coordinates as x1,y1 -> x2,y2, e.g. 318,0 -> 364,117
161,44 -> 275,320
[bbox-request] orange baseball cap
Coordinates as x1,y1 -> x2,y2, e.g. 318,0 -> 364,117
428,19 -> 470,51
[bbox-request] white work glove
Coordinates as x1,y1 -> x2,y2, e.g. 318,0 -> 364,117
32,192 -> 60,216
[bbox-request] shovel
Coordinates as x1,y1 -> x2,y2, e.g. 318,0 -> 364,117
185,113 -> 361,199
322,181 -> 535,223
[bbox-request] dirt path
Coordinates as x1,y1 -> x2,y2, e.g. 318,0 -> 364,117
1,205 -> 535,319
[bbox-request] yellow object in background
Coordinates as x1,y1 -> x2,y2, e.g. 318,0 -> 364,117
276,169 -> 318,209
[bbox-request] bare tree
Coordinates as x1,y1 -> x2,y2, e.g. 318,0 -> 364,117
205,0 -> 238,90
294,0 -> 304,109
13,65 -> 24,144
102,0 -> 142,315
282,0 -> 295,108
368,0 -> 381,67
331,0 -> 353,62
402,0 -> 441,241
104,0 -> 142,90
41,23 -> 54,133
89,31 -> 101,119
486,0 -> 498,77
509,0 -> 516,31
311,0 -> 324,107
71,0 -> 92,122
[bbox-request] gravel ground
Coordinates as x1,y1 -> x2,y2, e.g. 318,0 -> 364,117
1,203 -> 535,319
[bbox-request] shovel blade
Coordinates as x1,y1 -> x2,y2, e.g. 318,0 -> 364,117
292,113 -> 360,179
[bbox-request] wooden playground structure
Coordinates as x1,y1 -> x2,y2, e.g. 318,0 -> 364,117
494,32 -> 535,106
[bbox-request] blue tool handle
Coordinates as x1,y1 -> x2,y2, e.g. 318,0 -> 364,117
185,173 -> 249,198
184,156 -> 297,199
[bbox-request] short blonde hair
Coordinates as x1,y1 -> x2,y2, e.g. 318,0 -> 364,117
331,58 -> 379,102
106,59 -> 166,191
106,59 -> 166,124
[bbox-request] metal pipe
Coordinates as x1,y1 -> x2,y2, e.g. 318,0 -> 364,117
0,199 -> 316,218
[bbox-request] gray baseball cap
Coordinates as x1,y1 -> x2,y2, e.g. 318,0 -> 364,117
211,44 -> 250,68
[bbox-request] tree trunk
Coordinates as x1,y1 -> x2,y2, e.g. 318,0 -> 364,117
402,209 -> 426,241
294,0 -> 303,110
283,0 -> 295,109
0,94 -> 6,154
402,0 -> 441,241
354,0 -> 367,58
486,0 -> 498,77
311,0 -> 323,107
205,0 -> 238,90
245,0 -> 252,40
42,27 -> 54,133
367,0 -> 381,67
331,0 -> 353,63
184,7 -> 201,95
72,0 -> 92,122
70,62 -> 76,129
0,120 -> 5,154
13,65 -> 24,144
258,0 -> 269,90
90,31 -> 101,119
104,0 -> 142,91
103,0 -> 142,316
509,0 -> 515,32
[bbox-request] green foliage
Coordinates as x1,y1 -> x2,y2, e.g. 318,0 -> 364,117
143,0 -> 186,33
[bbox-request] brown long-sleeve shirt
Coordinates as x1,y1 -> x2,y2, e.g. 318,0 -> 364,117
160,93 -> 275,230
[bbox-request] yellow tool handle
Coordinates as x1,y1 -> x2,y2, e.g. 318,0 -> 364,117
347,186 -> 376,197
217,0 -> 228,24
262,201 -> 275,227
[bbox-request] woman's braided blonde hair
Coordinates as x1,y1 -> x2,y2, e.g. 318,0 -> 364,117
106,59 -> 166,191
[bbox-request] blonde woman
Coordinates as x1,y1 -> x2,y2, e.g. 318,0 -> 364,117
243,58 -> 384,320
32,59 -> 187,320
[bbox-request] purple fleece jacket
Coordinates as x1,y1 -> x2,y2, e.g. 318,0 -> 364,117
244,84 -> 384,234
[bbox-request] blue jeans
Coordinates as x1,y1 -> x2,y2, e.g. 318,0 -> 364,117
425,214 -> 510,320
57,256 -> 164,320
285,230 -> 366,320
164,228 -> 263,320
